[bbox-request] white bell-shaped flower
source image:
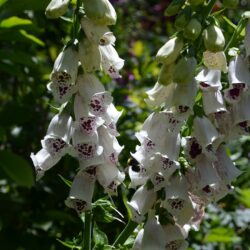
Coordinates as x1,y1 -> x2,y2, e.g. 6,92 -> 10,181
96,162 -> 125,195
65,169 -> 96,213
141,210 -> 166,250
127,185 -> 157,223
232,91 -> 250,126
98,125 -> 123,165
150,173 -> 167,192
129,165 -> 148,189
31,113 -> 73,179
195,68 -> 222,90
163,223 -> 189,250
145,82 -> 174,107
147,152 -> 180,179
79,38 -> 101,72
194,155 -> 221,190
45,0 -> 70,19
170,80 -> 197,116
202,89 -> 226,115
214,145 -> 241,183
228,55 -> 250,86
99,44 -> 124,78
203,50 -> 227,73
182,136 -> 203,163
51,46 -> 78,85
193,116 -> 222,160
82,0 -> 117,26
132,229 -> 144,250
77,73 -> 113,117
163,175 -> 195,226
81,17 -> 116,45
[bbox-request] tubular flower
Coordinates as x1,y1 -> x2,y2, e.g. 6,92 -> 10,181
31,113 -> 73,179
203,50 -> 228,73
45,0 -> 70,19
224,55 -> 250,103
32,0 -> 124,217
47,46 -> 79,103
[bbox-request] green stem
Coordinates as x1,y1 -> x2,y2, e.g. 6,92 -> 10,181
225,17 -> 248,52
203,0 -> 217,19
112,220 -> 138,247
83,211 -> 92,250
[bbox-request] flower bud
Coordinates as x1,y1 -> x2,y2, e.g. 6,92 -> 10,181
156,37 -> 184,65
183,18 -> 202,41
173,56 -> 197,84
164,0 -> 186,17
174,7 -> 191,30
83,0 -> 117,25
203,25 -> 225,52
45,0 -> 70,19
158,63 -> 175,86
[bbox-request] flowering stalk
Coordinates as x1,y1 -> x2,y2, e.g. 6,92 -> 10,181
127,2 -> 250,249
31,0 -> 124,247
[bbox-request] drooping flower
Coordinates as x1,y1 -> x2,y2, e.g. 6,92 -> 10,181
81,17 -> 116,46
47,46 -> 79,103
141,210 -> 166,250
65,167 -> 96,213
163,223 -> 189,250
45,0 -> 70,19
163,175 -> 195,226
127,185 -> 157,223
31,113 -> 72,179
82,0 -> 117,26
203,50 -> 227,73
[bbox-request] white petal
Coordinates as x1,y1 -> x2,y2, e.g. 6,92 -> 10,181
182,136 -> 203,163
228,55 -> 250,85
127,185 -> 157,223
47,81 -> 77,104
232,91 -> 250,125
214,145 -> 241,183
99,44 -> 124,78
98,125 -> 123,164
128,166 -> 148,188
79,38 -> 101,72
46,113 -> 73,143
65,170 -> 95,213
141,211 -> 166,250
203,51 -> 228,73
170,80 -> 198,115
145,82 -> 174,107
77,73 -> 105,100
80,17 -> 115,45
30,148 -> 61,178
202,89 -> 227,115
195,67 -> 222,90
132,229 -> 144,250
51,46 -> 78,85
96,162 -> 124,194
45,0 -> 70,18
193,116 -> 221,150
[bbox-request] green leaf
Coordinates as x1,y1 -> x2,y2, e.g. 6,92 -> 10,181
222,15 -> 237,29
0,16 -> 32,28
204,227 -> 241,243
0,151 -> 34,188
58,174 -> 72,187
56,239 -> 81,249
236,188 -> 250,208
93,223 -> 109,246
19,29 -> 45,46
0,0 -> 50,12
0,0 -> 7,6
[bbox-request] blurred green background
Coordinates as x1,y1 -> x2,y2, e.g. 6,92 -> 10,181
1,0 -> 250,249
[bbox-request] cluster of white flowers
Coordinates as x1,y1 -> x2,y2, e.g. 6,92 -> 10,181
129,20 -> 250,250
31,0 -> 125,214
